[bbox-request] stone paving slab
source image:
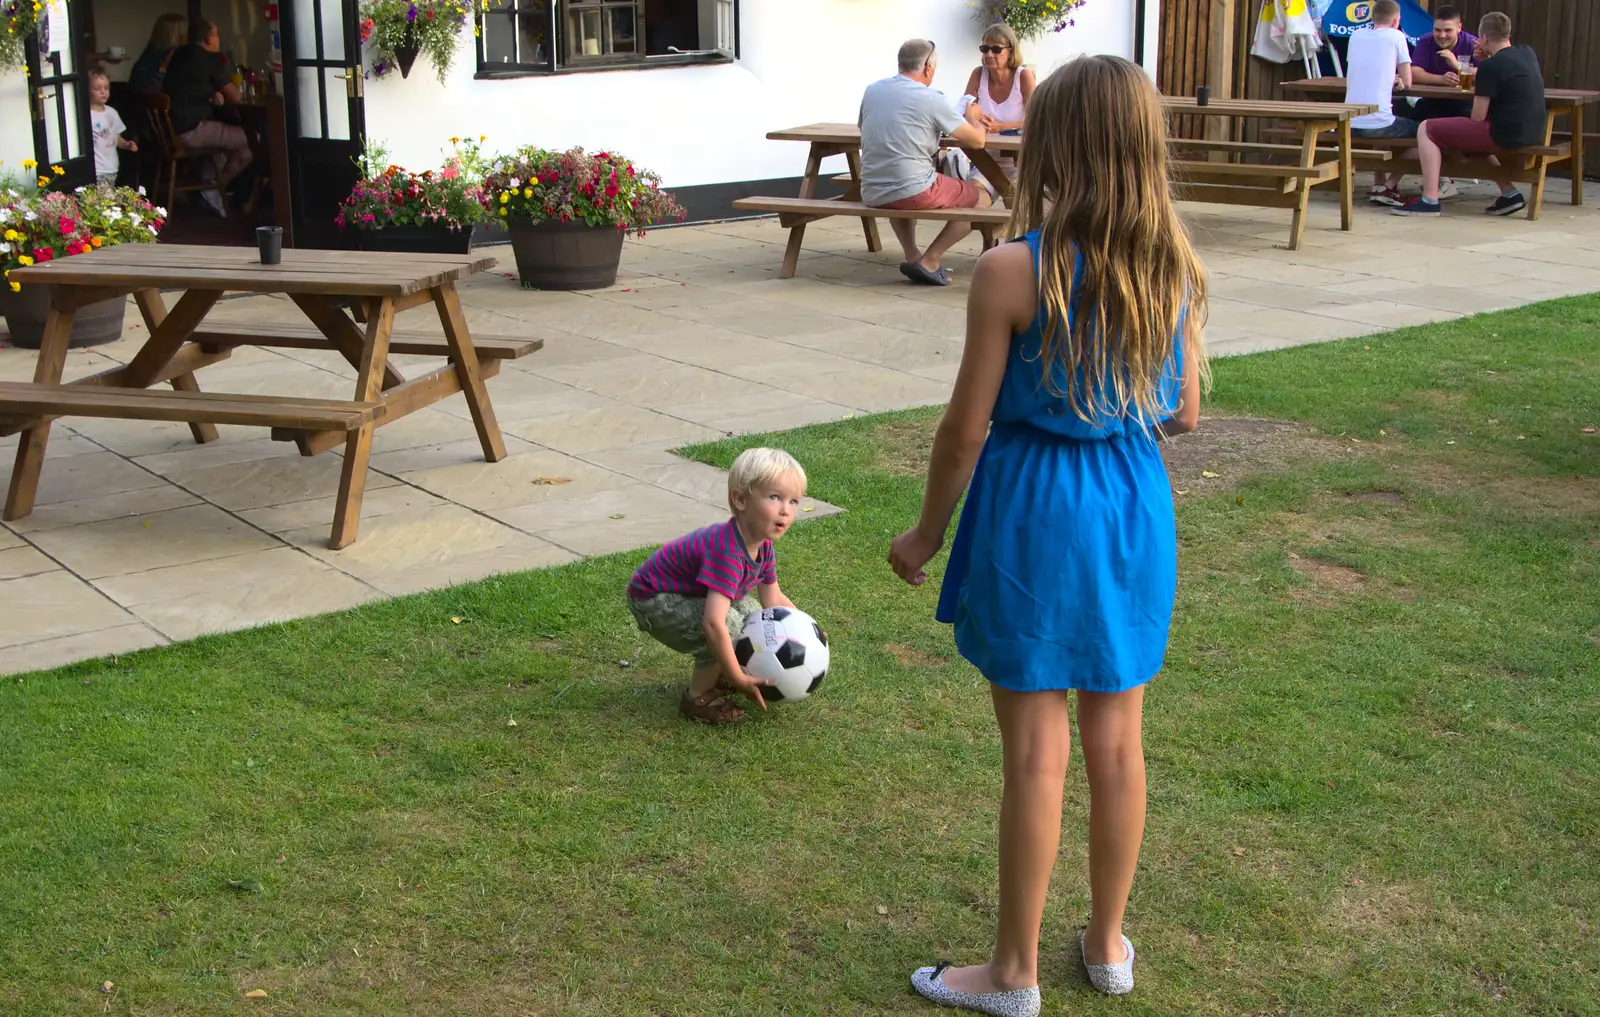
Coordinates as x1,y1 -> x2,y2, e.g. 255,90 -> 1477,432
3,178 -> 1598,673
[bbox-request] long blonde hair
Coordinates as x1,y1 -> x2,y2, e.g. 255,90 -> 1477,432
1009,55 -> 1209,426
147,13 -> 188,51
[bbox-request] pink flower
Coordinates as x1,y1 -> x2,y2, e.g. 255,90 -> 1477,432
441,166 -> 459,180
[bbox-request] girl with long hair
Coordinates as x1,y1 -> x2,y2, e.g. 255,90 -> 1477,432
890,54 -> 1209,1015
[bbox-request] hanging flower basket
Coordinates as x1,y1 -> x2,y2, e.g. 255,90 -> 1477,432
0,0 -> 47,71
968,0 -> 1092,39
359,1 -> 480,84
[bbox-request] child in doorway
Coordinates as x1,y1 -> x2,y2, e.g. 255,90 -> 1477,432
627,447 -> 807,725
890,53 -> 1207,1013
88,69 -> 137,187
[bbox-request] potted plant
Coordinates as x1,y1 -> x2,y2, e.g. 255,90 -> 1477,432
0,166 -> 167,349
969,0 -> 1091,38
359,0 -> 479,83
335,138 -> 490,254
482,147 -> 685,290
0,0 -> 45,70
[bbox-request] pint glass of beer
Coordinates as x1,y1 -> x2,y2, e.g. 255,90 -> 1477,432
1458,59 -> 1476,91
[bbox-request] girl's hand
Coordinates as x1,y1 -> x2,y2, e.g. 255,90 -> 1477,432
889,527 -> 943,586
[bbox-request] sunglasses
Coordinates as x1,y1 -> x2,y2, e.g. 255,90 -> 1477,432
978,45 -> 1011,55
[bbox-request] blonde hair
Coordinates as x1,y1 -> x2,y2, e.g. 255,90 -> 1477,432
728,447 -> 806,509
1009,55 -> 1210,426
87,67 -> 111,86
148,13 -> 188,51
1371,0 -> 1401,24
981,23 -> 1023,70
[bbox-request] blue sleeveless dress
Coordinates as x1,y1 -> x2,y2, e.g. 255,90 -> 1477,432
935,230 -> 1185,694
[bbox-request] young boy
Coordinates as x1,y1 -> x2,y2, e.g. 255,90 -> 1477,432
88,69 -> 137,187
1343,0 -> 1415,206
627,448 -> 807,725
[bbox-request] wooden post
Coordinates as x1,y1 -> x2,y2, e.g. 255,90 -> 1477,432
1206,0 -> 1239,156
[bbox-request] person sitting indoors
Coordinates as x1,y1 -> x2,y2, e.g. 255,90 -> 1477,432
1404,4 -> 1477,198
163,19 -> 252,217
859,39 -> 992,287
1344,0 -> 1417,207
1394,12 -> 1545,218
128,13 -> 188,91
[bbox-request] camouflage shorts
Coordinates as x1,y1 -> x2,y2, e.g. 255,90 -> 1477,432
628,592 -> 763,667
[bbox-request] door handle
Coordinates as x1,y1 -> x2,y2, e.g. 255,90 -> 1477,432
335,68 -> 362,98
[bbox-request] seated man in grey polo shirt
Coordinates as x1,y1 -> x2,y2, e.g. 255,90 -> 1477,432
859,38 -> 992,286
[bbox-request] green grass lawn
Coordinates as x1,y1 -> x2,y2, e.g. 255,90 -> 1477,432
2,297 -> 1597,1016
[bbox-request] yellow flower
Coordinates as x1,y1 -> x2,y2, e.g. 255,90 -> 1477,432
523,187 -> 532,198
50,164 -> 63,175
21,159 -> 35,169
499,192 -> 509,204
2,229 -> 17,241
498,207 -> 507,216
37,177 -> 50,187
7,281 -> 17,292
479,134 -> 487,142
450,136 -> 461,144
18,255 -> 33,266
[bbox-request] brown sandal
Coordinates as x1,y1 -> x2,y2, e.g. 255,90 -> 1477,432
679,688 -> 746,725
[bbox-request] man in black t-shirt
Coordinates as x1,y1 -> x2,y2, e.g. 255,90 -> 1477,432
162,19 -> 251,214
1393,11 -> 1545,218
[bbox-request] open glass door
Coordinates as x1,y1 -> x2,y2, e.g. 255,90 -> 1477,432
25,0 -> 93,191
280,0 -> 365,249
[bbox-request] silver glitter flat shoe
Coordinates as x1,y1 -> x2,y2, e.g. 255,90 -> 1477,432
1080,933 -> 1135,995
910,963 -> 1041,1017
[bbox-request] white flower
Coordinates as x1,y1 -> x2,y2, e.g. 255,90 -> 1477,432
0,242 -> 10,254
105,208 -> 122,221
129,214 -> 141,226
510,177 -> 521,188
137,186 -> 147,196
148,226 -> 158,236
23,211 -> 36,221
0,209 -> 10,222
155,206 -> 167,217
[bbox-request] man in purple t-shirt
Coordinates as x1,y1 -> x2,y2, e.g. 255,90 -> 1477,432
1407,5 -> 1476,121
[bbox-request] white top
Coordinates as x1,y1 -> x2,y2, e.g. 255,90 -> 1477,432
858,74 -> 966,206
90,105 -> 127,177
1344,25 -> 1412,129
978,66 -> 1026,125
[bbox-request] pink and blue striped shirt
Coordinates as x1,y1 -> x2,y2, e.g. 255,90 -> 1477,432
629,519 -> 776,601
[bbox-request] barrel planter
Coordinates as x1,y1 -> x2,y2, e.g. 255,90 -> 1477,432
356,225 -> 473,255
0,285 -> 127,349
505,219 -> 625,290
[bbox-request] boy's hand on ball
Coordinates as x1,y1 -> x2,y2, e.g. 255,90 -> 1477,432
889,528 -> 942,586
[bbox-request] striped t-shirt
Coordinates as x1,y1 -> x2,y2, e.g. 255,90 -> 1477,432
628,519 -> 776,601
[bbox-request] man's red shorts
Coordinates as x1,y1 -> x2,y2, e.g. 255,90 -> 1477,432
1425,116 -> 1508,155
879,173 -> 982,210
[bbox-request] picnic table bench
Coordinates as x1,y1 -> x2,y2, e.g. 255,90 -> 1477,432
1279,79 -> 1600,217
735,100 -> 1377,275
3,246 -> 539,549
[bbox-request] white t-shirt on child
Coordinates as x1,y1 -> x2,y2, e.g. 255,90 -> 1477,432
1344,25 -> 1412,129
91,105 -> 127,178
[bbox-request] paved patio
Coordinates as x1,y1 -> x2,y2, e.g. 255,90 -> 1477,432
4,179 -> 1599,673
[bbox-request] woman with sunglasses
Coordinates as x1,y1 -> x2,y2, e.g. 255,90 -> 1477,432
961,24 -> 1035,137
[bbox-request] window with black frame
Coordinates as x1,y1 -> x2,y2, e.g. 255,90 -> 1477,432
478,0 -> 734,76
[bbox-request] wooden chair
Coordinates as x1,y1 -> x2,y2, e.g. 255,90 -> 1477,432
140,92 -> 226,215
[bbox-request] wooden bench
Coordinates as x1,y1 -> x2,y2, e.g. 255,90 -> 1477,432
0,382 -> 385,431
731,196 -> 1014,279
1262,113 -> 1568,218
189,322 -> 543,360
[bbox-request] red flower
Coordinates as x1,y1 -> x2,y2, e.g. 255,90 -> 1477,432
58,216 -> 76,234
34,247 -> 53,262
426,8 -> 434,18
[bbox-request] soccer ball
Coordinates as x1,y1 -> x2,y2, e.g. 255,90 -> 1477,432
735,607 -> 830,702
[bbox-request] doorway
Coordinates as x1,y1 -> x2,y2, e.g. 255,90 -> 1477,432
25,0 -> 96,190
279,0 -> 367,249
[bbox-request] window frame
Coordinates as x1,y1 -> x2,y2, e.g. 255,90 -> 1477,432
475,0 -> 737,78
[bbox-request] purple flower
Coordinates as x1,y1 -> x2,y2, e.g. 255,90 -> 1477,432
406,3 -> 418,22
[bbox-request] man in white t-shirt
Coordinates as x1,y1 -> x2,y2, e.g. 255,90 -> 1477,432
859,39 -> 991,286
1343,0 -> 1415,206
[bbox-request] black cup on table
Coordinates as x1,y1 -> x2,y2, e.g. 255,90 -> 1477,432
255,226 -> 283,265
1197,85 -> 1210,107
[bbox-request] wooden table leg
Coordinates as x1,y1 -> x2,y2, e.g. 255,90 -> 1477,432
1570,104 -> 1585,206
844,149 -> 882,253
1337,118 -> 1355,231
4,293 -> 75,520
133,288 -> 221,444
329,297 -> 395,550
779,144 -> 827,279
1286,123 -> 1323,251
433,283 -> 506,463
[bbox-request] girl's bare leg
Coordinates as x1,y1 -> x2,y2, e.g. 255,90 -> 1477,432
939,685 -> 1072,995
1075,687 -> 1147,964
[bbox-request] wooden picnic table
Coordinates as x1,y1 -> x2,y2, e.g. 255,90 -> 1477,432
2,246 -> 540,549
1281,78 -> 1599,206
